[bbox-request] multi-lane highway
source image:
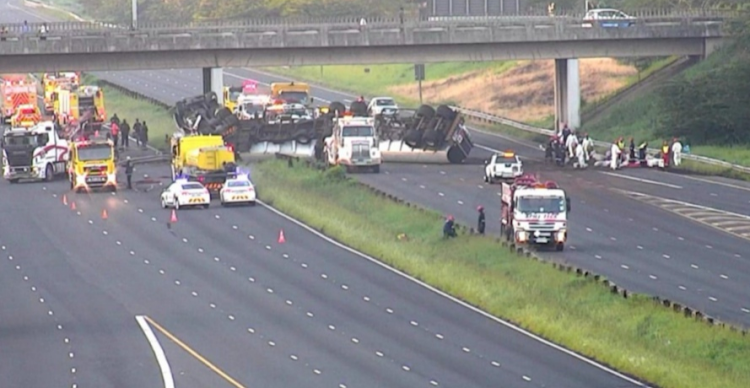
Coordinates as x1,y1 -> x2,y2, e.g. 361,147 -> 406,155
90,66 -> 750,327
3,3 -> 653,387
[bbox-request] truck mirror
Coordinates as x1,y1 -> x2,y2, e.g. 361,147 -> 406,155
566,198 -> 571,212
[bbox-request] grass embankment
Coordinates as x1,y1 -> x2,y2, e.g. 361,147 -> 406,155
253,159 -> 750,388
100,84 -> 173,150
264,62 -> 510,106
584,46 -> 750,169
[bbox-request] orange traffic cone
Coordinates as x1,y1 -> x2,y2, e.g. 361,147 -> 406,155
170,209 -> 178,223
101,209 -> 108,220
70,201 -> 76,210
62,194 -> 68,206
278,230 -> 286,244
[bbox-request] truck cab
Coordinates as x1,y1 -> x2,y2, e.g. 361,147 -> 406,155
501,176 -> 571,251
270,82 -> 312,107
68,139 -> 116,192
2,121 -> 69,183
484,151 -> 523,183
171,133 -> 236,197
324,116 -> 381,173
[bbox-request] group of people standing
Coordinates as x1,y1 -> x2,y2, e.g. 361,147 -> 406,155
108,114 -> 150,150
545,124 -> 594,168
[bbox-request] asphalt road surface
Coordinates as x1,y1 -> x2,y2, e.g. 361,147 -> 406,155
89,67 -> 750,327
1,6 -> 650,385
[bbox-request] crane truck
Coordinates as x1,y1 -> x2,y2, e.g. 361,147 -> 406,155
500,174 -> 571,251
171,133 -> 236,198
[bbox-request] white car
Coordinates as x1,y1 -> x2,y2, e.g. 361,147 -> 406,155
484,152 -> 523,183
582,9 -> 636,28
220,178 -> 256,206
368,97 -> 399,116
161,180 -> 211,209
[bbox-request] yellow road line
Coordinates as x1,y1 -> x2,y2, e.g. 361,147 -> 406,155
144,316 -> 247,388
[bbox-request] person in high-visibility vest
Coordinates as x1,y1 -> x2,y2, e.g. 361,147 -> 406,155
661,141 -> 670,168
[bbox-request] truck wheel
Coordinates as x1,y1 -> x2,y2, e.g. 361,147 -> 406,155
416,105 -> 435,119
45,164 -> 54,182
436,105 -> 456,120
556,243 -> 565,251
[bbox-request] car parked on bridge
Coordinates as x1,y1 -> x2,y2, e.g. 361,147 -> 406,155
582,9 -> 636,28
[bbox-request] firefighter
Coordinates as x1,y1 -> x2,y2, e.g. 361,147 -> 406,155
110,121 -> 120,147
561,123 -> 571,144
629,137 -> 636,162
120,119 -> 130,148
110,113 -> 120,126
661,140 -> 670,168
638,141 -> 648,166
544,135 -> 556,163
124,157 -> 134,189
476,206 -> 486,235
443,215 -> 457,238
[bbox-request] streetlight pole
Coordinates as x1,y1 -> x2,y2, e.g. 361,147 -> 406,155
131,0 -> 137,29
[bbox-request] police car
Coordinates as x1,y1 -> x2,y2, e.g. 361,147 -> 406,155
484,151 -> 523,183
219,177 -> 256,206
160,180 -> 211,209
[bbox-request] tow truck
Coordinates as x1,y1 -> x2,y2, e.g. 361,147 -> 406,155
500,174 -> 571,251
2,121 -> 69,183
323,115 -> 381,173
484,151 -> 523,183
68,138 -> 117,193
271,82 -> 313,107
170,133 -> 236,197
1,74 -> 37,124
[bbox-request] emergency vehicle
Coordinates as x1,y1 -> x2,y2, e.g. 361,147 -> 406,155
53,85 -> 106,122
219,175 -> 256,206
42,72 -> 80,115
236,94 -> 271,120
323,115 -> 381,173
2,121 -> 69,183
500,175 -> 571,251
68,138 -> 117,193
484,151 -> 523,183
170,133 -> 236,197
10,104 -> 42,128
161,179 -> 211,209
1,74 -> 38,124
271,82 -> 312,107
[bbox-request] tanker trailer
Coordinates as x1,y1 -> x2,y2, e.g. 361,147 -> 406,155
376,104 -> 473,164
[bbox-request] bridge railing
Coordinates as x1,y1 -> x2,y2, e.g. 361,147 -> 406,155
0,8 -> 736,35
451,106 -> 750,174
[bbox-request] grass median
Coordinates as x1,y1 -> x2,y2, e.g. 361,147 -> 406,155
100,84 -> 173,151
252,159 -> 750,388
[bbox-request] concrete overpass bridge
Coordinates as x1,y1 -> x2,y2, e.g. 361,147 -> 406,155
0,11 -> 731,129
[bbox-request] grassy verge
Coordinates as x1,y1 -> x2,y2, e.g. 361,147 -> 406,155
100,84 -> 173,150
253,159 -> 749,388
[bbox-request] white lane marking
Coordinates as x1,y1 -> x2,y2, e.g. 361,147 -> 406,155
676,174 -> 750,192
599,171 -> 683,189
135,316 -> 175,388
720,274 -> 728,279
258,200 -> 648,387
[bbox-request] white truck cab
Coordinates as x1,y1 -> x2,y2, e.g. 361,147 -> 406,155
485,151 -> 523,183
2,121 -> 69,183
367,97 -> 399,117
501,177 -> 570,251
324,115 -> 382,173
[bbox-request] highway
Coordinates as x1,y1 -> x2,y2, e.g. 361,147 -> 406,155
1,3 -> 651,387
89,66 -> 750,327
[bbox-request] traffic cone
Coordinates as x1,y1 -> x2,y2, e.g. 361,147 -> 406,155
278,229 -> 286,244
170,209 -> 178,223
62,194 -> 68,206
70,201 -> 76,210
101,209 -> 108,220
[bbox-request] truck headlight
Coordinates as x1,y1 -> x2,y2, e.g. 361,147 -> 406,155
517,231 -> 528,242
75,173 -> 87,186
556,229 -> 567,242
107,173 -> 117,184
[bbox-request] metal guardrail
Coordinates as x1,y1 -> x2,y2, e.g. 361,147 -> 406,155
451,106 -> 750,174
0,9 -> 735,36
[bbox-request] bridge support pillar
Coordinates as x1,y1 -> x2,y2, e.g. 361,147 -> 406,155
553,58 -> 581,131
202,67 -> 224,105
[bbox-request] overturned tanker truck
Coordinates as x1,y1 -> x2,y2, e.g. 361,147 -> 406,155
173,92 -> 473,164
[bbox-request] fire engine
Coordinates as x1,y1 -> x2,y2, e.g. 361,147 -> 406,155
53,85 -> 106,122
2,121 -> 70,183
42,72 -> 80,115
10,104 -> 42,128
68,138 -> 117,193
323,115 -> 381,173
500,174 -> 571,251
1,74 -> 38,124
